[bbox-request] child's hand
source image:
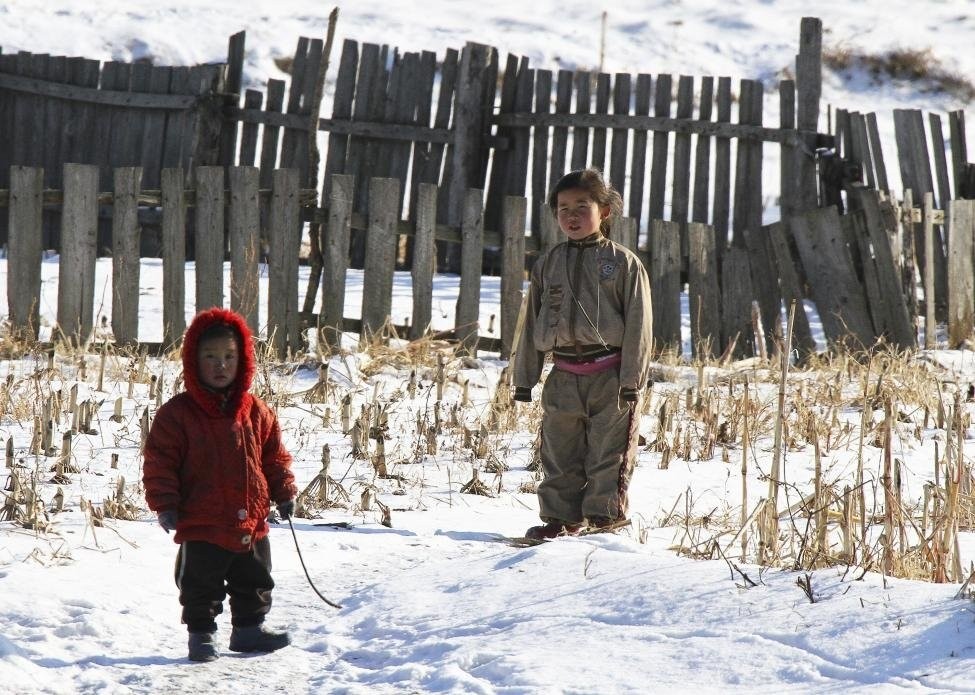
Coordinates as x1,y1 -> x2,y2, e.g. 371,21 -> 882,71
277,499 -> 296,520
620,387 -> 640,403
157,510 -> 178,533
512,386 -> 532,402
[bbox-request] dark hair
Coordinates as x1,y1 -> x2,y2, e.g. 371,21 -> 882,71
198,323 -> 240,346
547,167 -> 623,236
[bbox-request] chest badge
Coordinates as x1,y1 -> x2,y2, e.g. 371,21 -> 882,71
598,259 -> 618,280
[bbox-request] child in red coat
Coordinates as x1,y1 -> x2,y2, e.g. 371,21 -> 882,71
144,308 -> 298,662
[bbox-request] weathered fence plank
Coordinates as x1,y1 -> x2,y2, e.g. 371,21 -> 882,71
194,166 -> 224,312
720,245 -> 754,358
500,196 -> 527,359
712,76 -> 732,258
609,72 -> 630,202
161,167 -> 186,347
687,221 -> 721,359
570,70 -> 591,171
229,166 -> 260,333
238,89 -> 263,166
671,75 -> 694,224
692,76 -> 714,224
866,112 -> 889,192
111,167 -> 143,345
847,187 -> 915,348
790,205 -> 875,348
765,221 -> 816,357
259,80 -> 286,190
411,183 -> 437,340
947,199 -> 975,348
7,166 -> 43,338
627,74 -> 652,222
530,68 -> 553,235
457,188 -> 485,353
795,17 -> 822,210
361,177 -> 400,341
590,72 -> 611,173
648,73 -> 672,221
650,219 -> 681,353
268,168 -> 301,357
549,70 -> 573,197
56,164 -> 98,343
320,174 -> 354,351
949,110 -> 968,195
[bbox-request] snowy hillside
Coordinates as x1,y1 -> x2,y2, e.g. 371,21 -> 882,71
2,3 -> 975,694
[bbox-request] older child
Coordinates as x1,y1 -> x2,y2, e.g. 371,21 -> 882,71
144,307 -> 298,662
513,168 -> 653,539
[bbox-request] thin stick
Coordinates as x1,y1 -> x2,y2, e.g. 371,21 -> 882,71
287,517 -> 342,609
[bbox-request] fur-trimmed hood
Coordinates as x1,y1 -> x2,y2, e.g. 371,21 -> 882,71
181,308 -> 256,420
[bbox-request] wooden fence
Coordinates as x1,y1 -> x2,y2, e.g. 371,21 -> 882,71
7,164 -> 975,364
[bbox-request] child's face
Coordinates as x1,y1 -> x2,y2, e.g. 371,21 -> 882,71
555,188 -> 609,240
197,335 -> 239,390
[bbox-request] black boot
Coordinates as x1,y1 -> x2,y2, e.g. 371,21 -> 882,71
229,624 -> 291,653
188,632 -> 219,662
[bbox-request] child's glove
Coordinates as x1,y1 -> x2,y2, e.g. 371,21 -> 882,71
277,499 -> 296,520
512,386 -> 532,402
157,510 -> 178,533
620,387 -> 641,403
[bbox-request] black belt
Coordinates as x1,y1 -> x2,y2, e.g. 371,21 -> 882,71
552,345 -> 621,364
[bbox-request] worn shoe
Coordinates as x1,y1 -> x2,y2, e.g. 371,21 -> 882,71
586,516 -> 627,532
524,521 -> 583,540
188,632 -> 219,662
229,624 -> 291,653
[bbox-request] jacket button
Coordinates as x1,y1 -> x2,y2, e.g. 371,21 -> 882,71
241,534 -> 252,545
238,509 -> 247,520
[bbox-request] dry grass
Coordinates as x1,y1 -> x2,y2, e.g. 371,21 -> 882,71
823,44 -> 975,101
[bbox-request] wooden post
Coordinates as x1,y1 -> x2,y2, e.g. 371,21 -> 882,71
795,17 -> 822,211
411,183 -> 437,340
361,177 -> 400,343
456,188 -> 484,354
161,167 -> 186,347
539,201 -> 560,254
687,221 -> 721,360
447,43 -> 492,242
268,168 -> 301,358
500,196 -> 527,360
651,219 -> 682,354
195,166 -> 225,312
320,174 -> 354,353
947,200 -> 974,348
7,166 -> 44,339
57,163 -> 99,344
923,192 -> 936,349
229,166 -> 261,334
111,166 -> 143,346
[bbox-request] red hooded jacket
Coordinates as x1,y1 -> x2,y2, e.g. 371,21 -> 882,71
143,308 -> 297,552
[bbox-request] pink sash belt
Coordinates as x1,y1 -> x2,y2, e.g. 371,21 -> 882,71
553,352 -> 622,376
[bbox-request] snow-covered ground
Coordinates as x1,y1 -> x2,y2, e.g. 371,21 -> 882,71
3,2 -> 975,694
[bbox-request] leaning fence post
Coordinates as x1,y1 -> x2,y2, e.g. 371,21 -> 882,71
7,165 -> 44,339
229,166 -> 260,334
411,183 -> 437,341
361,177 -> 400,345
161,167 -> 186,348
57,163 -> 99,345
195,166 -> 225,312
456,188 -> 484,354
500,195 -> 527,360
268,168 -> 301,358
112,166 -> 143,346
320,174 -> 354,353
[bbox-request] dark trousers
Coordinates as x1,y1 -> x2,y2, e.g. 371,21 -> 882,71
174,537 -> 274,633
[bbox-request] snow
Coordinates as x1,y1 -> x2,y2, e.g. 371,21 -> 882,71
2,2 -> 975,694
